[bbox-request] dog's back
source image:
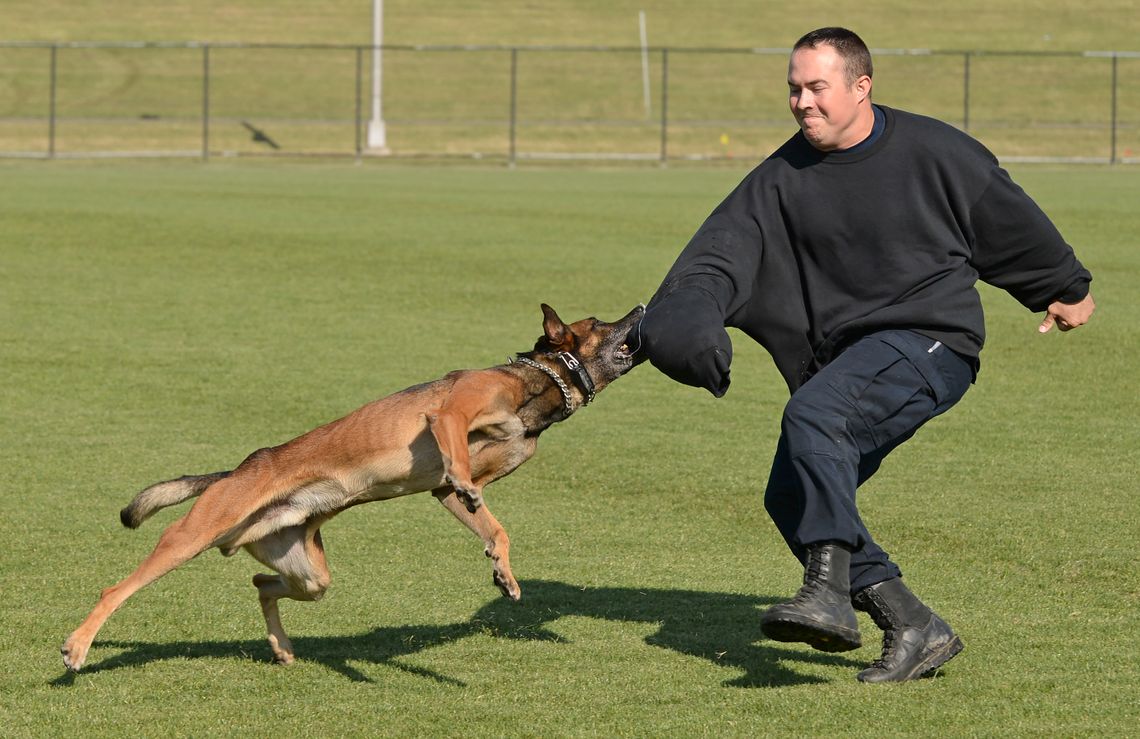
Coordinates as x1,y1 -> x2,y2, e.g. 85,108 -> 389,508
118,372 -> 466,532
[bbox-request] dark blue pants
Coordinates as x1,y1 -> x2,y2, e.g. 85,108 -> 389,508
763,330 -> 974,594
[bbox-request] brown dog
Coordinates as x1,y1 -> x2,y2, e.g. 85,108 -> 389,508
61,303 -> 644,672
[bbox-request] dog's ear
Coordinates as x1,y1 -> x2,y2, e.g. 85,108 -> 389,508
541,303 -> 571,349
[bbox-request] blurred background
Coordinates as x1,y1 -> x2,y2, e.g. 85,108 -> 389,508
2,0 -> 1138,163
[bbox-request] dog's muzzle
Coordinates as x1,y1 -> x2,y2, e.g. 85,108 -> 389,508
621,307 -> 647,365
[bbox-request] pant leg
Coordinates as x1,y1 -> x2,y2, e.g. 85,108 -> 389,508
763,330 -> 973,593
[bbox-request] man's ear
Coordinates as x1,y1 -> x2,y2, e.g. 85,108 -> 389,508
541,303 -> 570,349
855,74 -> 872,103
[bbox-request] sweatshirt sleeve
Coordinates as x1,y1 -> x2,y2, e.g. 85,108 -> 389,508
968,166 -> 1092,311
638,180 -> 763,397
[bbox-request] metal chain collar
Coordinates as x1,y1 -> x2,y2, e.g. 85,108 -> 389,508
510,355 -> 577,415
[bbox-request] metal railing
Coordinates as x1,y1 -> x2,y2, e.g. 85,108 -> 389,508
1,42 -> 1137,164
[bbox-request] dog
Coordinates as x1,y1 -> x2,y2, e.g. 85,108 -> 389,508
61,303 -> 645,672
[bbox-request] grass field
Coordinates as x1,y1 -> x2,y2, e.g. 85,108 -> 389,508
1,160 -> 1137,736
8,0 -> 1140,50
3,1 -> 1139,160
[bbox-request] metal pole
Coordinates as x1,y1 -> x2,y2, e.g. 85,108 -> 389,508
659,48 -> 668,166
202,45 -> 210,161
963,52 -> 971,133
48,45 -> 57,159
366,0 -> 389,152
509,48 -> 518,168
639,10 -> 651,119
355,46 -> 364,161
1110,53 -> 1118,164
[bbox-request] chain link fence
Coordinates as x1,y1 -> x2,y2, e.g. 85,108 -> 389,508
1,42 -> 1137,163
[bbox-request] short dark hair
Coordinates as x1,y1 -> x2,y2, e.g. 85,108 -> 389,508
793,27 -> 873,86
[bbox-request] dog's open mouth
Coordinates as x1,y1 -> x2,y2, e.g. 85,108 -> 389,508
612,307 -> 646,369
614,340 -> 639,371
616,315 -> 643,361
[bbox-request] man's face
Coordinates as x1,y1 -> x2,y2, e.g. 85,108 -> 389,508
787,44 -> 871,151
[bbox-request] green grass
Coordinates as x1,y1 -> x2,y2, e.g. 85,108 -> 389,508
6,0 -> 1140,51
1,161 -> 1138,736
3,1 -> 1139,160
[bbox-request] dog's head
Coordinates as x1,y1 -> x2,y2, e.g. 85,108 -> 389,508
532,303 -> 646,394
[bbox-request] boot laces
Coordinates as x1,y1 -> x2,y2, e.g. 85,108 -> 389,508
871,628 -> 899,669
790,553 -> 829,601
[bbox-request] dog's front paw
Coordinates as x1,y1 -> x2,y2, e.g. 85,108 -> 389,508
494,571 -> 521,601
449,478 -> 484,511
485,544 -> 521,601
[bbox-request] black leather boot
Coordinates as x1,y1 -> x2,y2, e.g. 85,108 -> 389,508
760,543 -> 862,652
852,577 -> 964,682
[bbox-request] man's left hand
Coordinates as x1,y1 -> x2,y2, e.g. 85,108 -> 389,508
1038,292 -> 1096,333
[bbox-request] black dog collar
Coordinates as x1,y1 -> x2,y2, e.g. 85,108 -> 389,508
557,352 -> 595,405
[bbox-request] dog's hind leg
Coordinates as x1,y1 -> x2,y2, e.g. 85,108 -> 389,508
251,574 -> 298,665
433,487 -> 520,601
245,523 -> 331,665
61,513 -> 219,672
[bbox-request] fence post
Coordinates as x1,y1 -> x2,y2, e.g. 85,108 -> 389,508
48,45 -> 57,159
201,45 -> 210,161
659,48 -> 669,166
963,52 -> 971,133
509,48 -> 518,168
1110,53 -> 1118,164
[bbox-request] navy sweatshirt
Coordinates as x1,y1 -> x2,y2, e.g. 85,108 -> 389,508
641,105 -> 1092,395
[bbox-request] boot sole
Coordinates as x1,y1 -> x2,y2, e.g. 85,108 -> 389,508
760,614 -> 862,653
857,635 -> 965,683
916,635 -> 965,679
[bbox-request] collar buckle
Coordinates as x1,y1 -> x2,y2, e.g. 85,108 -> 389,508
558,352 -> 595,405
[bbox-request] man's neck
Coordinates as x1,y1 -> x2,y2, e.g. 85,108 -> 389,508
836,104 -> 882,153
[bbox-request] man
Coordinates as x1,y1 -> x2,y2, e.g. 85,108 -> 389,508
636,27 -> 1094,683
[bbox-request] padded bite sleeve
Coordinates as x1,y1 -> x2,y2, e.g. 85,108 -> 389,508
639,287 -> 733,397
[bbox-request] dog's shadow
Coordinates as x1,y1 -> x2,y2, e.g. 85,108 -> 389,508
52,580 -> 862,688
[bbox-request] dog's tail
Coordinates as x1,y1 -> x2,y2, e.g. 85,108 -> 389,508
120,472 -> 230,529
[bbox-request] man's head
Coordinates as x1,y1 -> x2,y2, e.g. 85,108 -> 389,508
788,27 -> 874,152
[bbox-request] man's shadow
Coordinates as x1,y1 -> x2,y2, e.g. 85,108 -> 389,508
52,580 -> 862,687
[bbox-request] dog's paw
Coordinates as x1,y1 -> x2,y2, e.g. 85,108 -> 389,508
493,569 -> 522,601
485,545 -> 521,600
266,632 -> 296,666
60,637 -> 88,673
449,479 -> 484,511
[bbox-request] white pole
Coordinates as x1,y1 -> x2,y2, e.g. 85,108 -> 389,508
367,0 -> 390,152
639,10 -> 651,119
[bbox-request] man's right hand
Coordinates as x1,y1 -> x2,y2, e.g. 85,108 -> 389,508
1038,292 -> 1095,333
